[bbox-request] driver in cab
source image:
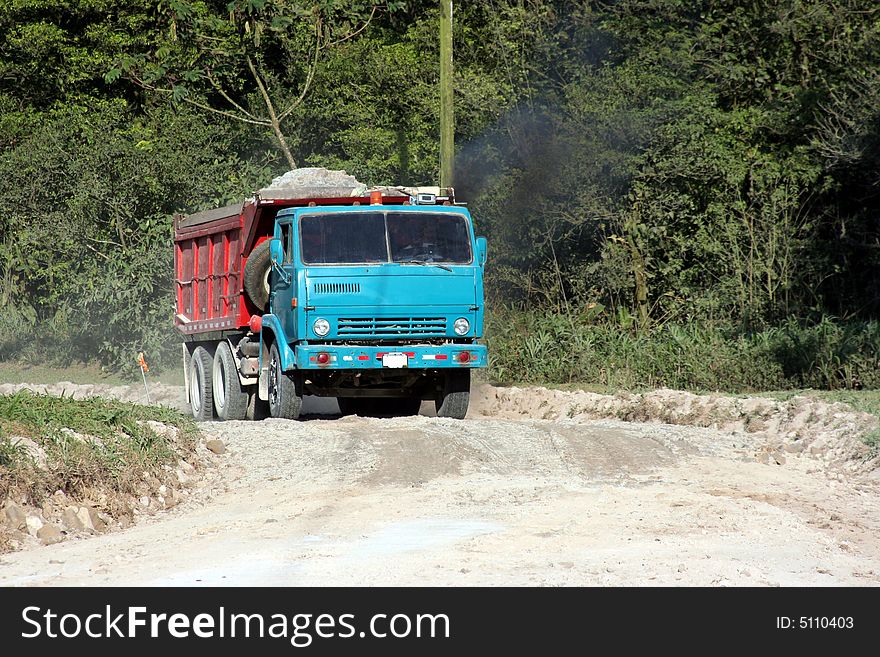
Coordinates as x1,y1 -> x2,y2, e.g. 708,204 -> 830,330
394,220 -> 443,262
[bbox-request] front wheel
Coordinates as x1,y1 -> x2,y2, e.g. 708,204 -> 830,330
268,342 -> 302,419
435,369 -> 470,419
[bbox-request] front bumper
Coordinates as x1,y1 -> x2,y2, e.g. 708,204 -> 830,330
294,343 -> 487,370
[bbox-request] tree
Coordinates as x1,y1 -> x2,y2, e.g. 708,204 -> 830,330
111,0 -> 396,168
0,100 -> 273,369
0,0 -> 161,111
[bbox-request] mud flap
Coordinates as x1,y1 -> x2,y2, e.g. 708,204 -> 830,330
258,366 -> 269,401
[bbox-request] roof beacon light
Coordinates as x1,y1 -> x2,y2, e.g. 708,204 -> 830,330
370,190 -> 383,205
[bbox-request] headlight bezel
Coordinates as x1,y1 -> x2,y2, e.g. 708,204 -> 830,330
453,317 -> 470,336
313,318 -> 331,337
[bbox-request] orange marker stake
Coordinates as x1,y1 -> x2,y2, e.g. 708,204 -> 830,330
137,352 -> 150,403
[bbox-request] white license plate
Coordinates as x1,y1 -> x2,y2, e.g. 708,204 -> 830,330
382,352 -> 408,368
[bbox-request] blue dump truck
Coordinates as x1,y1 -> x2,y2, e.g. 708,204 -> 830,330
174,175 -> 487,421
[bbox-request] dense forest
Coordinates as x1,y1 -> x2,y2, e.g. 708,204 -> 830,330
1,1 -> 879,390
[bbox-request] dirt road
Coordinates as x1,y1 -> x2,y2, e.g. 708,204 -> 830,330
1,383 -> 879,586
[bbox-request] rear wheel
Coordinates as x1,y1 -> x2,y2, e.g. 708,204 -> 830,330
268,342 -> 303,419
435,369 -> 470,419
212,342 -> 248,421
188,346 -> 215,421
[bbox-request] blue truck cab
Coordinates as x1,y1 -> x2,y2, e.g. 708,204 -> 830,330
256,195 -> 488,419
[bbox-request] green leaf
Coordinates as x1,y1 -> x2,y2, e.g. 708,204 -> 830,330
269,16 -> 293,31
171,84 -> 188,102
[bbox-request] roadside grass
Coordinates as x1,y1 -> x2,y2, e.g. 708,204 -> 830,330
484,308 -> 880,450
0,390 -> 199,509
486,309 -> 880,392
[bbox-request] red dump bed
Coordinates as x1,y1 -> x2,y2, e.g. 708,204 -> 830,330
173,190 -> 411,336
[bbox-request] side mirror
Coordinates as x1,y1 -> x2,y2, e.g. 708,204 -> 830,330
476,236 -> 488,266
269,237 -> 284,266
268,237 -> 291,286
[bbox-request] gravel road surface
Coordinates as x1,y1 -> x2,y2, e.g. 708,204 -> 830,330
1,383 -> 878,586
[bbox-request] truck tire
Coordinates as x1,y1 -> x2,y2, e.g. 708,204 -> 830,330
188,346 -> 215,421
182,344 -> 191,403
268,341 -> 302,419
435,370 -> 470,419
212,342 -> 249,421
243,239 -> 272,311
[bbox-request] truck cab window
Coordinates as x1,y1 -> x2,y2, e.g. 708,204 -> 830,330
300,213 -> 387,264
388,213 -> 471,264
280,225 -> 291,263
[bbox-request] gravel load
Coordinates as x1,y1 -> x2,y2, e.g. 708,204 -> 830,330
258,167 -> 368,199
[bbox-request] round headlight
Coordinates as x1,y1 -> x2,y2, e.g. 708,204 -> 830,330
453,317 -> 470,335
313,318 -> 330,336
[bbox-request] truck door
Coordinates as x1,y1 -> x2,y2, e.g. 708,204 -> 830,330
271,222 -> 297,340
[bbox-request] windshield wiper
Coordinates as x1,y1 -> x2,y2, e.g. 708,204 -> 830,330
399,260 -> 453,272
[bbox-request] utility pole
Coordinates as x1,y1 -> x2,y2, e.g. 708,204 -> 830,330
439,0 -> 454,189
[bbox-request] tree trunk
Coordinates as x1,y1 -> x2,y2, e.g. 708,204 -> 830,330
270,118 -> 297,170
625,203 -> 649,331
247,55 -> 297,170
439,0 -> 454,188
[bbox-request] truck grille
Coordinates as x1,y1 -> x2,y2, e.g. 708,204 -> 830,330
313,282 -> 361,294
337,317 -> 446,337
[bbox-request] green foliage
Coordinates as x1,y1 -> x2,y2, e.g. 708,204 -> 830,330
0,389 -> 199,501
111,0 -> 395,167
0,390 -> 197,447
626,99 -> 824,323
487,308 -> 880,393
1,0 -> 880,392
0,101 -> 273,372
0,0 -> 160,109
464,0 -> 880,338
0,436 -> 27,468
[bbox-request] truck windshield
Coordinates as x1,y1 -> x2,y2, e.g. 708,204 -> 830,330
300,213 -> 387,264
387,213 -> 471,264
300,211 -> 472,265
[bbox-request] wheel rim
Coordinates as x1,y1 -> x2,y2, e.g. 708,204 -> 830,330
190,364 -> 201,413
262,268 -> 271,298
215,357 -> 226,409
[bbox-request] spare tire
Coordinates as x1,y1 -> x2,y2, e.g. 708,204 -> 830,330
243,239 -> 272,311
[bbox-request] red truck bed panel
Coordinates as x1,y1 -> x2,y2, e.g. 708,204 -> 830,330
175,207 -> 245,335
